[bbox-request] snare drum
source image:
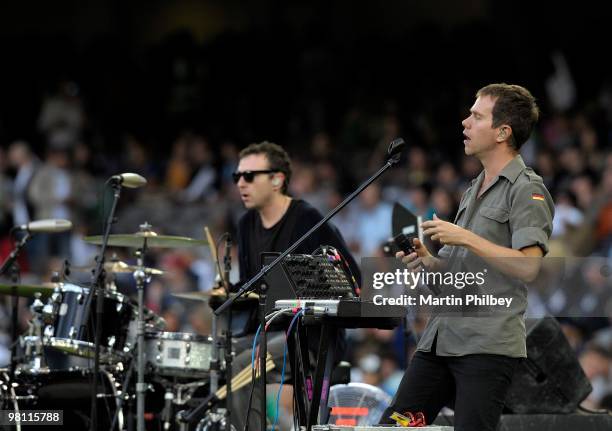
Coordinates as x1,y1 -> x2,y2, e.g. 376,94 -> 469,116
125,306 -> 167,351
144,332 -> 219,379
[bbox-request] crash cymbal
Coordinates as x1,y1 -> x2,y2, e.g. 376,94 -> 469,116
172,289 -> 259,302
84,231 -> 208,248
72,260 -> 164,275
0,283 -> 59,298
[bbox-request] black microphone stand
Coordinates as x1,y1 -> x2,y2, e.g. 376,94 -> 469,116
79,179 -> 123,431
223,235 -> 233,431
0,230 -> 33,380
212,138 -> 406,431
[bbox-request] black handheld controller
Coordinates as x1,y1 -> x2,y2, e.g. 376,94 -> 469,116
393,233 -> 417,255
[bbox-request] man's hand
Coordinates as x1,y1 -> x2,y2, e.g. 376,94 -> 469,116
421,215 -> 545,283
396,238 -> 440,272
421,214 -> 471,246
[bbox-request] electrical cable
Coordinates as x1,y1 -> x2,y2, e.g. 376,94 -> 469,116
271,309 -> 304,431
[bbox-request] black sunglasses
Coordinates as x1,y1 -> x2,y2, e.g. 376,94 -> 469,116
232,169 -> 278,184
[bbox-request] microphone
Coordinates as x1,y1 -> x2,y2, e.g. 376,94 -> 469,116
17,219 -> 73,233
223,234 -> 232,289
387,138 -> 406,160
109,173 -> 147,188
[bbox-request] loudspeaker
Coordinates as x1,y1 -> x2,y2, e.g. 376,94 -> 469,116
504,317 -> 592,413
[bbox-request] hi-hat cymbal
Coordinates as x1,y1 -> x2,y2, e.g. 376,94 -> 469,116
106,261 -> 164,275
0,283 -> 59,298
172,289 -> 259,302
84,231 -> 208,248
72,260 -> 164,275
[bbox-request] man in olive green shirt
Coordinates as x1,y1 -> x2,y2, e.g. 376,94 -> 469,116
380,84 -> 554,431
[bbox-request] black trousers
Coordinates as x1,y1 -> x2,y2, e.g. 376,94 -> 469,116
379,344 -> 520,431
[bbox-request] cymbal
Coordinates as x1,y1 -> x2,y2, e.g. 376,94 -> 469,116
0,283 -> 58,298
84,231 -> 208,248
107,261 -> 164,275
172,289 -> 259,302
73,260 -> 164,275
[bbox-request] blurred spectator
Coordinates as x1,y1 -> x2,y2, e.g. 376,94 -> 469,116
430,187 -> 456,222
219,140 -> 240,188
180,135 -> 217,202
289,161 -> 329,213
535,151 -> 557,190
0,147 -> 12,232
37,80 -> 86,150
120,134 -> 161,187
435,161 -> 460,191
552,189 -> 583,238
579,343 -> 612,409
406,146 -> 430,187
559,146 -> 587,177
343,183 -> 392,259
165,132 -> 193,192
7,141 -> 37,228
28,148 -> 73,221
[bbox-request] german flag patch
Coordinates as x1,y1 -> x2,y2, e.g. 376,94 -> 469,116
532,193 -> 545,201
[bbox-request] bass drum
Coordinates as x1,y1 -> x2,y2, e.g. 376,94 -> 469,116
2,370 -> 124,431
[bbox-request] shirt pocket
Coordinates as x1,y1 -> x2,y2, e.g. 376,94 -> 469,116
478,206 -> 511,246
479,206 -> 509,223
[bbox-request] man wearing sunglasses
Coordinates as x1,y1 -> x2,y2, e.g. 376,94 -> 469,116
234,141 -> 359,285
231,141 -> 360,431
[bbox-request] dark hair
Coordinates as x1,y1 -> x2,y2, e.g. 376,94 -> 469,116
238,141 -> 292,194
476,83 -> 539,151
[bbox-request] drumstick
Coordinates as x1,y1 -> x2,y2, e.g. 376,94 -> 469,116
216,353 -> 275,400
204,226 -> 218,263
217,356 -> 274,398
217,359 -> 274,399
204,226 -> 226,289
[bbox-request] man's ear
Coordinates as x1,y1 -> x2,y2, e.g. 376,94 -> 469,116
272,172 -> 285,189
497,125 -> 512,143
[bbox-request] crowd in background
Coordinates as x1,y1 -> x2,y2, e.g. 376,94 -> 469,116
1,64 -> 612,413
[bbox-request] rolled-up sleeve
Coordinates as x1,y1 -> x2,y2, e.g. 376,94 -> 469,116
510,181 -> 554,254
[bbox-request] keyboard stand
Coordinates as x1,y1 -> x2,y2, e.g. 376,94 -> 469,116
288,313 -> 402,431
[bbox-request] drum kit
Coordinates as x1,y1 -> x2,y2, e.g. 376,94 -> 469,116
0,225 -> 258,430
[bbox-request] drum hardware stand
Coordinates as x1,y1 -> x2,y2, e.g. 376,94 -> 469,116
80,178 -> 124,431
173,380 -> 208,430
223,310 -> 233,431
177,233 -> 236,430
162,388 -> 174,431
0,230 -> 32,380
23,293 -> 46,371
257,282 -> 268,431
223,233 -> 233,431
210,304 -> 220,394
110,353 -> 136,431
134,223 -> 153,431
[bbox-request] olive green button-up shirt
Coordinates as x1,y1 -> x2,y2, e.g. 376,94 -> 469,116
417,155 -> 554,358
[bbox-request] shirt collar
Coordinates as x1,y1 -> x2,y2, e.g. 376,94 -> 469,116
498,154 -> 526,184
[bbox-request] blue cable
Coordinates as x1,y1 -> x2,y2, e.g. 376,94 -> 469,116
251,323 -> 262,370
271,309 -> 305,431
